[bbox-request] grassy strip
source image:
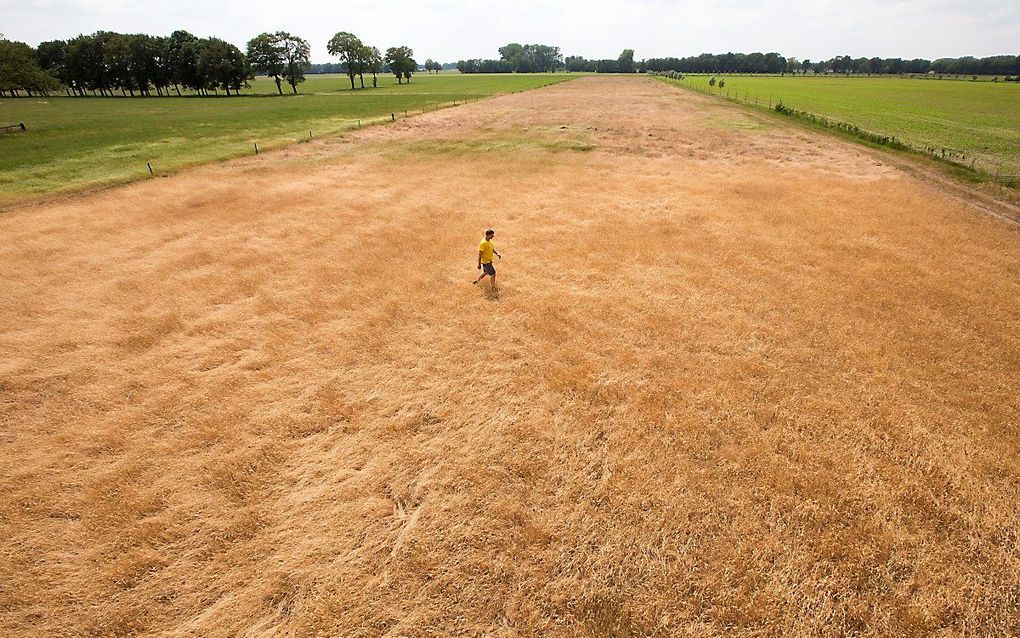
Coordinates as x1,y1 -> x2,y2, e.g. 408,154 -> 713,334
766,101 -> 1016,185
773,101 -> 910,151
656,76 -> 1019,187
0,73 -> 576,205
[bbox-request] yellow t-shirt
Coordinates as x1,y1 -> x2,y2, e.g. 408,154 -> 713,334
479,239 -> 495,264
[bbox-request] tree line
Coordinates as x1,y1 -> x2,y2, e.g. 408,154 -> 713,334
1,31 -> 289,97
641,52 -> 787,74
640,53 -> 1020,76
0,30 -> 428,97
324,33 -> 421,88
457,45 -> 1019,77
6,30 -> 1019,97
456,43 -> 565,73
564,50 -> 636,73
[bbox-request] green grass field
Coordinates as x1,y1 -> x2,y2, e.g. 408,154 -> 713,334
663,75 -> 1020,177
0,73 -> 575,204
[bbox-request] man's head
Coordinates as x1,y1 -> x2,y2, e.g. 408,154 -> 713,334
485,228 -> 495,239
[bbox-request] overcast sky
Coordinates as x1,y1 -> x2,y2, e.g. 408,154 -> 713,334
4,0 -> 1018,62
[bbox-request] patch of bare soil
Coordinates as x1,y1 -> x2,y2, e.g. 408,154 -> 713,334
2,76 -> 1018,637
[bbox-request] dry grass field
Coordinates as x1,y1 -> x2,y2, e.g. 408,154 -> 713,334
1,76 -> 1018,637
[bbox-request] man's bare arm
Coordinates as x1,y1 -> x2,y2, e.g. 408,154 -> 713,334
478,250 -> 483,269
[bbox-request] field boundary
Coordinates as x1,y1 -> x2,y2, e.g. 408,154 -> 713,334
0,79 -> 577,213
654,76 -> 1020,225
654,75 -> 1018,188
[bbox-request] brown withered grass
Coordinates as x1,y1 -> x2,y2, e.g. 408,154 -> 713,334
1,76 -> 1018,637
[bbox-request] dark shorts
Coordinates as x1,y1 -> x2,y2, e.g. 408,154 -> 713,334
482,262 -> 496,276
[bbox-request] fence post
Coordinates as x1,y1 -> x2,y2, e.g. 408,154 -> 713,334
254,143 -> 259,155
147,162 -> 153,175
391,113 -> 395,121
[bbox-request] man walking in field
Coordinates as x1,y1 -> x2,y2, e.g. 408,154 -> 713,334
472,228 -> 501,290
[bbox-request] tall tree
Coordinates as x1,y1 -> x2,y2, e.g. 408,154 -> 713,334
355,43 -> 372,88
528,44 -> 562,71
279,33 -> 310,94
498,43 -> 524,63
617,49 -> 635,73
104,34 -> 136,95
326,32 -> 363,90
763,52 -> 786,73
148,36 -> 172,96
129,34 -> 161,96
196,37 -> 250,95
0,39 -> 59,96
36,40 -> 70,92
166,30 -> 199,96
385,46 -> 416,84
247,32 -> 286,94
66,32 -> 115,96
367,46 -> 383,87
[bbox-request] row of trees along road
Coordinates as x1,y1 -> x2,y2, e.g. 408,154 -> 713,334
325,32 -> 417,88
1,30 -> 426,97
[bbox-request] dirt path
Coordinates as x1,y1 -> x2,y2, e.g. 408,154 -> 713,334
2,76 -> 1018,637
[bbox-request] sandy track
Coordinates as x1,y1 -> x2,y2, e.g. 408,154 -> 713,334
1,76 -> 1018,637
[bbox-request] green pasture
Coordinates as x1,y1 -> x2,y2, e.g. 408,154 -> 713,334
664,75 -> 1020,176
0,73 -> 574,204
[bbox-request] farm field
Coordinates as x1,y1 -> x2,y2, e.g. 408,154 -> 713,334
665,75 -> 1020,177
2,76 -> 1019,637
0,73 -> 574,205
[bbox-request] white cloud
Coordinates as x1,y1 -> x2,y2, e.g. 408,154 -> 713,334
2,0 -> 1017,61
